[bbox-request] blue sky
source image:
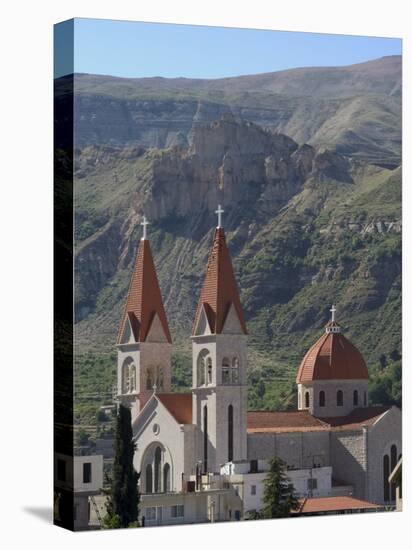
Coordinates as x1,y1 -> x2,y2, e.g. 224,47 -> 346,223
54,18 -> 402,79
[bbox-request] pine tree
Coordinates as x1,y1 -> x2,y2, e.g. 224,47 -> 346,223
105,404 -> 140,528
262,457 -> 300,519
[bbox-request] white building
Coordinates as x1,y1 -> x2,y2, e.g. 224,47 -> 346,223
54,453 -> 103,530
116,207 -> 401,526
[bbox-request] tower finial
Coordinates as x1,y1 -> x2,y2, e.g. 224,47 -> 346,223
215,204 -> 224,229
141,215 -> 150,240
326,304 -> 340,333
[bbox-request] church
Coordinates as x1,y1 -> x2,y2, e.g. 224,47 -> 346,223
116,207 -> 402,526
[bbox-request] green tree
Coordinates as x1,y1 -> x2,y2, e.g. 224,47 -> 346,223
262,457 -> 300,519
104,405 -> 140,528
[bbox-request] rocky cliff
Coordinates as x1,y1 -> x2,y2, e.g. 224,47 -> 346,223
60,56 -> 401,167
73,116 -> 401,401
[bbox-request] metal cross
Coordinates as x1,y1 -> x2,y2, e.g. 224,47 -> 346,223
215,204 -> 224,228
141,215 -> 150,240
330,304 -> 336,322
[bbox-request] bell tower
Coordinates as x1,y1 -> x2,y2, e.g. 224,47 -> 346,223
116,216 -> 172,421
192,205 -> 248,473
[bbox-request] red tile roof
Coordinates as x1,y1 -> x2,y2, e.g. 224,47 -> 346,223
156,393 -> 193,424
247,407 -> 388,433
320,406 -> 388,430
193,228 -> 247,335
296,329 -> 368,383
117,238 -> 171,344
296,496 -> 381,514
247,410 -> 329,433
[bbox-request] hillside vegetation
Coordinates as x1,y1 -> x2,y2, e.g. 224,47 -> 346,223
58,57 -> 402,427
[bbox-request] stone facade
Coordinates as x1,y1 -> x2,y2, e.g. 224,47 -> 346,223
298,379 -> 369,418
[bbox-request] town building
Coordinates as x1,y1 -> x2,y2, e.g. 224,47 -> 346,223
116,208 -> 402,525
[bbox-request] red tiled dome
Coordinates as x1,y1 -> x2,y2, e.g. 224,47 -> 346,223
296,324 -> 369,383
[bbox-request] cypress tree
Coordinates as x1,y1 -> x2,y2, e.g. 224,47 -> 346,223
105,404 -> 140,528
262,457 -> 300,519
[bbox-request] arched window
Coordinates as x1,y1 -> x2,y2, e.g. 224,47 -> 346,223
353,390 -> 359,407
390,445 -> 398,501
156,366 -> 164,390
163,463 -> 170,493
319,390 -> 325,407
154,447 -> 162,493
129,364 -> 136,392
383,454 -> 390,502
145,464 -> 153,494
203,405 -> 208,473
305,391 -> 310,408
222,357 -> 230,384
122,361 -> 131,393
228,405 -> 234,462
207,357 -> 212,384
337,390 -> 343,407
197,350 -> 209,387
146,367 -> 154,391
363,391 -> 367,406
231,358 -> 239,384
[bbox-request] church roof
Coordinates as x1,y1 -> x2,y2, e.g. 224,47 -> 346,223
156,393 -> 192,424
246,406 -> 388,434
247,410 -> 329,433
193,227 -> 247,335
296,325 -> 368,383
117,238 -> 172,344
294,496 -> 381,514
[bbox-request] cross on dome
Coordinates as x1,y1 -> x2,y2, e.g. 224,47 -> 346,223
215,204 -> 224,228
326,304 -> 341,334
141,215 -> 150,240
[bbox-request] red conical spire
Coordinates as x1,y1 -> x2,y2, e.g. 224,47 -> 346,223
117,235 -> 171,344
193,226 -> 247,335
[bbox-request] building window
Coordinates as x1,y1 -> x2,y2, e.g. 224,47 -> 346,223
163,463 -> 171,493
231,357 -> 239,384
146,464 -> 153,494
222,357 -> 230,384
154,447 -> 162,493
156,366 -> 164,390
337,390 -> 343,406
130,364 -> 136,392
197,349 -> 210,386
305,391 -> 310,408
251,485 -> 256,495
146,367 -> 154,390
122,360 -> 131,393
383,454 -> 390,502
319,391 -> 325,407
390,445 -> 397,501
228,405 -> 234,462
353,390 -> 359,407
307,478 -> 318,491
83,462 -> 92,483
250,460 -> 258,473
207,358 -> 212,384
171,505 -> 184,518
203,405 -> 208,473
145,507 -> 156,521
57,459 -> 66,482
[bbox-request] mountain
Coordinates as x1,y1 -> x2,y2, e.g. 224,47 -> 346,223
56,57 -> 402,424
69,115 -> 401,418
63,56 -> 401,167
